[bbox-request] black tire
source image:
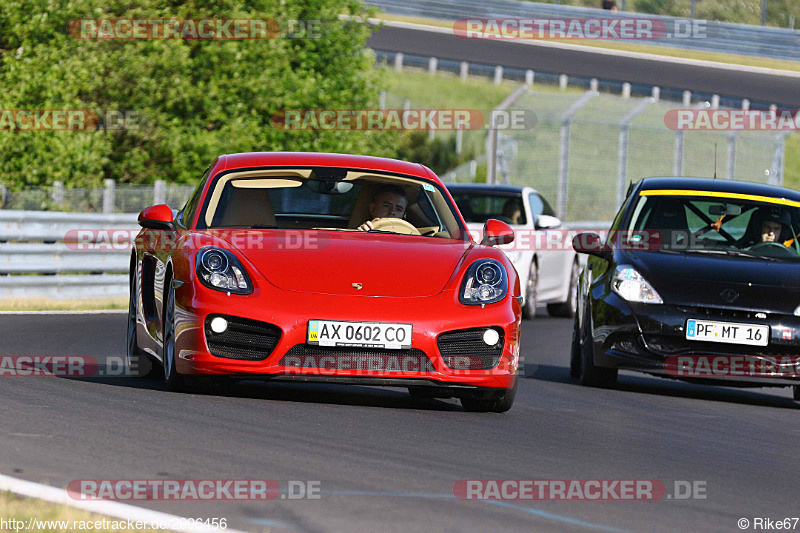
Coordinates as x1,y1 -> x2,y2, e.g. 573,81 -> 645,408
162,282 -> 186,392
127,269 -> 154,378
460,379 -> 518,413
579,308 -> 617,388
521,261 -> 538,319
793,385 -> 800,401
569,311 -> 581,378
547,261 -> 579,318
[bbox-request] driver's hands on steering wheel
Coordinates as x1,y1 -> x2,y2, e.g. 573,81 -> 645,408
357,218 -> 380,231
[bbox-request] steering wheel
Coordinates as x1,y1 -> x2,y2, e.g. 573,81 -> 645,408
369,217 -> 421,235
745,241 -> 798,258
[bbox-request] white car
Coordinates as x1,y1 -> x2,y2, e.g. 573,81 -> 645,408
446,183 -> 579,319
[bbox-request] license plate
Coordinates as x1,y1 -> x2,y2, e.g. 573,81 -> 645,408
307,320 -> 412,349
685,319 -> 769,346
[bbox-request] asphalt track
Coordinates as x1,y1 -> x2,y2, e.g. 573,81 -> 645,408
366,25 -> 800,108
1,311 -> 798,532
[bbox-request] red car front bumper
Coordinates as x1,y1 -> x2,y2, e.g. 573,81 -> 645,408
171,278 -> 520,390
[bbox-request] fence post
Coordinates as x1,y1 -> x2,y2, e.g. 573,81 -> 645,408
456,125 -> 463,155
379,90 -> 386,110
394,52 -> 403,72
711,94 -> 720,109
0,184 -> 6,209
103,179 -> 115,214
154,180 -> 166,205
487,84 -> 529,185
726,134 -> 737,179
673,132 -> 684,176
682,91 -> 692,106
590,78 -> 598,92
556,91 -> 597,219
460,61 -> 469,82
616,98 -> 651,208
651,86 -> 660,103
770,132 -> 788,186
559,74 -> 568,90
428,57 -> 437,75
494,65 -> 503,85
622,83 -> 631,99
525,70 -> 534,86
52,181 -> 64,208
469,160 -> 477,180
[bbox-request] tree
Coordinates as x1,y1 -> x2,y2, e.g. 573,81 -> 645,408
0,0 -> 397,189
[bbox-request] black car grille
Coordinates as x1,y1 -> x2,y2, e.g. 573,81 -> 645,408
204,315 -> 281,360
437,328 -> 504,370
279,345 -> 435,372
644,334 -> 796,357
675,306 -> 766,321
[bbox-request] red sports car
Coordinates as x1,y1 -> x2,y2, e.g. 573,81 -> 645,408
128,152 -> 521,412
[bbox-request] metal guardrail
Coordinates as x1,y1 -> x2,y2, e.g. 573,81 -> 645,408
0,211 -> 610,300
367,0 -> 800,60
0,211 -> 137,299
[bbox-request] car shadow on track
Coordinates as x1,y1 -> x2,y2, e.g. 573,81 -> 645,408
64,371 -> 466,412
523,363 -> 800,410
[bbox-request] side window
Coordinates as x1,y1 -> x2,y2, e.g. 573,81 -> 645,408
176,167 -> 210,228
528,193 -> 555,218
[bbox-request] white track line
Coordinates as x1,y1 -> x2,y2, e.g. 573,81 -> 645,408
0,473 -> 246,533
373,18 -> 800,79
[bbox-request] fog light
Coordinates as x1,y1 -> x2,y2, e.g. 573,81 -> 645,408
483,328 -> 500,346
210,317 -> 228,334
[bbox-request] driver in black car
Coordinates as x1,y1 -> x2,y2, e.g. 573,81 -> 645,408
357,184 -> 408,231
741,206 -> 795,248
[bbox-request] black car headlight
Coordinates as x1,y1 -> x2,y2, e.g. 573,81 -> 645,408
611,266 -> 662,304
195,247 -> 252,294
460,259 -> 508,305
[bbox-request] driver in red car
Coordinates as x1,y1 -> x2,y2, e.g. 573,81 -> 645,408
357,185 -> 408,231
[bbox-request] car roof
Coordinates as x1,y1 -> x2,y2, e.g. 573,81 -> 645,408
637,177 -> 800,201
217,152 -> 435,181
445,183 -> 535,194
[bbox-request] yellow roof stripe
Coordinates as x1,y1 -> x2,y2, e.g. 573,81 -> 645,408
640,189 -> 800,208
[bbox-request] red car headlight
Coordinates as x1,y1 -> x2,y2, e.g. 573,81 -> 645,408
459,259 -> 509,306
195,246 -> 253,295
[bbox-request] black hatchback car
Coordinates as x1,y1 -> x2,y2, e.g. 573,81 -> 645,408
571,177 -> 800,401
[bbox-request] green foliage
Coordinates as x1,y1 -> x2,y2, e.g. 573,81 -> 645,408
394,131 -> 478,175
0,0 -> 397,189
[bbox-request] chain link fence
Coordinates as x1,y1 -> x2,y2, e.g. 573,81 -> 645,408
487,88 -> 787,222
0,181 -> 195,214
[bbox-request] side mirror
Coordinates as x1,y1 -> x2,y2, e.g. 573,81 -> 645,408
138,204 -> 174,230
572,232 -> 609,259
481,219 -> 514,247
534,214 -> 561,230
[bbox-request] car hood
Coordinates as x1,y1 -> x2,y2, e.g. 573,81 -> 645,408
210,229 -> 473,297
622,250 -> 800,313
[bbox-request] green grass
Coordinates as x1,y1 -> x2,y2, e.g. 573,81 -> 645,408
0,297 -> 127,311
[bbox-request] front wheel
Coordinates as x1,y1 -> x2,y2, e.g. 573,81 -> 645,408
579,308 -> 617,388
460,379 -> 517,413
127,271 -> 154,378
162,283 -> 186,392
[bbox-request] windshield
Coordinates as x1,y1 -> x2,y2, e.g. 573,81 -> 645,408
626,191 -> 800,261
449,191 -> 528,225
195,168 -> 468,240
